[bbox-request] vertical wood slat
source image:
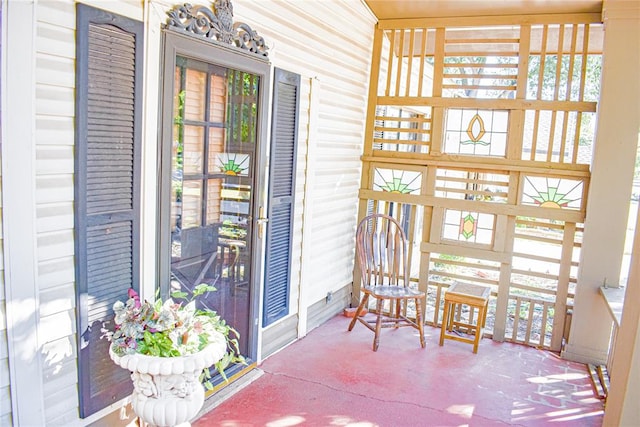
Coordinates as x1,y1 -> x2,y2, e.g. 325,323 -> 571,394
406,204 -> 417,278
516,24 -> 531,99
559,25 -> 579,163
540,301 -> 550,347
512,297 -> 522,340
395,29 -> 405,96
417,28 -> 428,97
551,221 -> 576,350
547,24 -> 565,162
432,28 -> 445,98
362,26 -> 384,157
405,29 -> 415,97
385,29 -> 396,97
524,300 -> 535,343
572,24 -> 591,163
530,25 -> 548,161
434,284 -> 443,324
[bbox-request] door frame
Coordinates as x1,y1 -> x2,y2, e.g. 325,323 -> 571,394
158,30 -> 272,364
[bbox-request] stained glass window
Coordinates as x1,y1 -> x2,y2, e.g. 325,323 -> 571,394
444,109 -> 508,157
215,152 -> 250,176
521,176 -> 583,210
442,209 -> 494,245
373,167 -> 422,195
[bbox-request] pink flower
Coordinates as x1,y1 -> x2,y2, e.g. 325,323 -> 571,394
128,288 -> 141,308
193,320 -> 203,334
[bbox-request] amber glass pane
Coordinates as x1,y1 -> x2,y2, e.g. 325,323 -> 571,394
181,180 -> 202,229
206,178 -> 222,225
209,74 -> 227,122
183,125 -> 204,174
184,68 -> 206,121
208,127 -> 225,173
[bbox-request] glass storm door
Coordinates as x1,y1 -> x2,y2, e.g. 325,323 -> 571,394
164,52 -> 266,378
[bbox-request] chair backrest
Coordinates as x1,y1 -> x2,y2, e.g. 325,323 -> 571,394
355,213 -> 409,288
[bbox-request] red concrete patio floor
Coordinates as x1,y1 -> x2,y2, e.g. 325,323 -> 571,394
193,314 -> 604,427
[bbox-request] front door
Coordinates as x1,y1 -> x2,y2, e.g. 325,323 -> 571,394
159,33 -> 271,380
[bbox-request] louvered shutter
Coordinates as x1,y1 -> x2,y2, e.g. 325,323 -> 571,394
75,4 -> 143,417
263,69 -> 300,326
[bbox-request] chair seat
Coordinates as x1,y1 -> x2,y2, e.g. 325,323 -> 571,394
365,285 -> 424,299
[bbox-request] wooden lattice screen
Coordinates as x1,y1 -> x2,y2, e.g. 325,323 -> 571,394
357,13 -> 603,351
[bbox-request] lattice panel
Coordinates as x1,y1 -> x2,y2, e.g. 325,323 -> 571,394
505,295 -> 555,348
379,28 -> 436,97
435,168 -> 510,203
443,26 -> 520,99
360,14 -> 602,351
374,105 -> 431,153
512,217 -> 581,298
522,110 -> 597,164
428,253 -> 500,288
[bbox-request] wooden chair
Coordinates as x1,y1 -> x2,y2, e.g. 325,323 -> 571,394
348,213 -> 426,351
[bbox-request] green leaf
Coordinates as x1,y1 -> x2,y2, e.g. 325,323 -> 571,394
193,283 -> 216,297
170,291 -> 189,300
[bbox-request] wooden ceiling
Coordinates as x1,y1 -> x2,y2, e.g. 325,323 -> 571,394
363,0 -> 603,20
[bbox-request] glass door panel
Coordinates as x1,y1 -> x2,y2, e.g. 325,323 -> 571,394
169,55 -> 259,363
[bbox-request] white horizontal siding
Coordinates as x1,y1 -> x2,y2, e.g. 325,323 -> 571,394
4,1 -> 374,425
36,116 -> 74,145
234,0 -> 375,308
0,309 -> 10,426
37,203 -> 74,233
0,21 -> 10,417
34,2 -> 79,425
0,142 -> 8,425
39,257 -> 75,290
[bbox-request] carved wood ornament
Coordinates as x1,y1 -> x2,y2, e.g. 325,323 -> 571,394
167,1 -> 269,57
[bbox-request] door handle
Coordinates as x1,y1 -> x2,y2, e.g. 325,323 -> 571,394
257,207 -> 269,238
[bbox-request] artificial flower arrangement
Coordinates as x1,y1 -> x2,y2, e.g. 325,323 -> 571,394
103,283 -> 245,388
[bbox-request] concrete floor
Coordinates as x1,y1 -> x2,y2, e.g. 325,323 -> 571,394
193,314 -> 604,427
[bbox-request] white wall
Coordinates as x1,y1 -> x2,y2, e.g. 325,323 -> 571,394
230,0 -> 375,333
2,0 -> 375,425
0,5 -> 11,423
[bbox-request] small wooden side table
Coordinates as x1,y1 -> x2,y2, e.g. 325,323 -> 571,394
439,282 -> 492,353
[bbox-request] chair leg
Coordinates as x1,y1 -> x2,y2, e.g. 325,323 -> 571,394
373,298 -> 383,351
473,305 -> 485,354
439,300 -> 451,347
416,297 -> 425,348
348,294 -> 369,331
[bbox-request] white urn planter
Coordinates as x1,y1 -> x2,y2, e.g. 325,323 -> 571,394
109,332 -> 227,427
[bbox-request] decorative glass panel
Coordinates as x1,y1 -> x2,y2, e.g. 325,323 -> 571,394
215,152 -> 250,177
443,209 -> 494,245
522,176 -> 583,210
444,109 -> 508,157
373,168 -> 422,195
